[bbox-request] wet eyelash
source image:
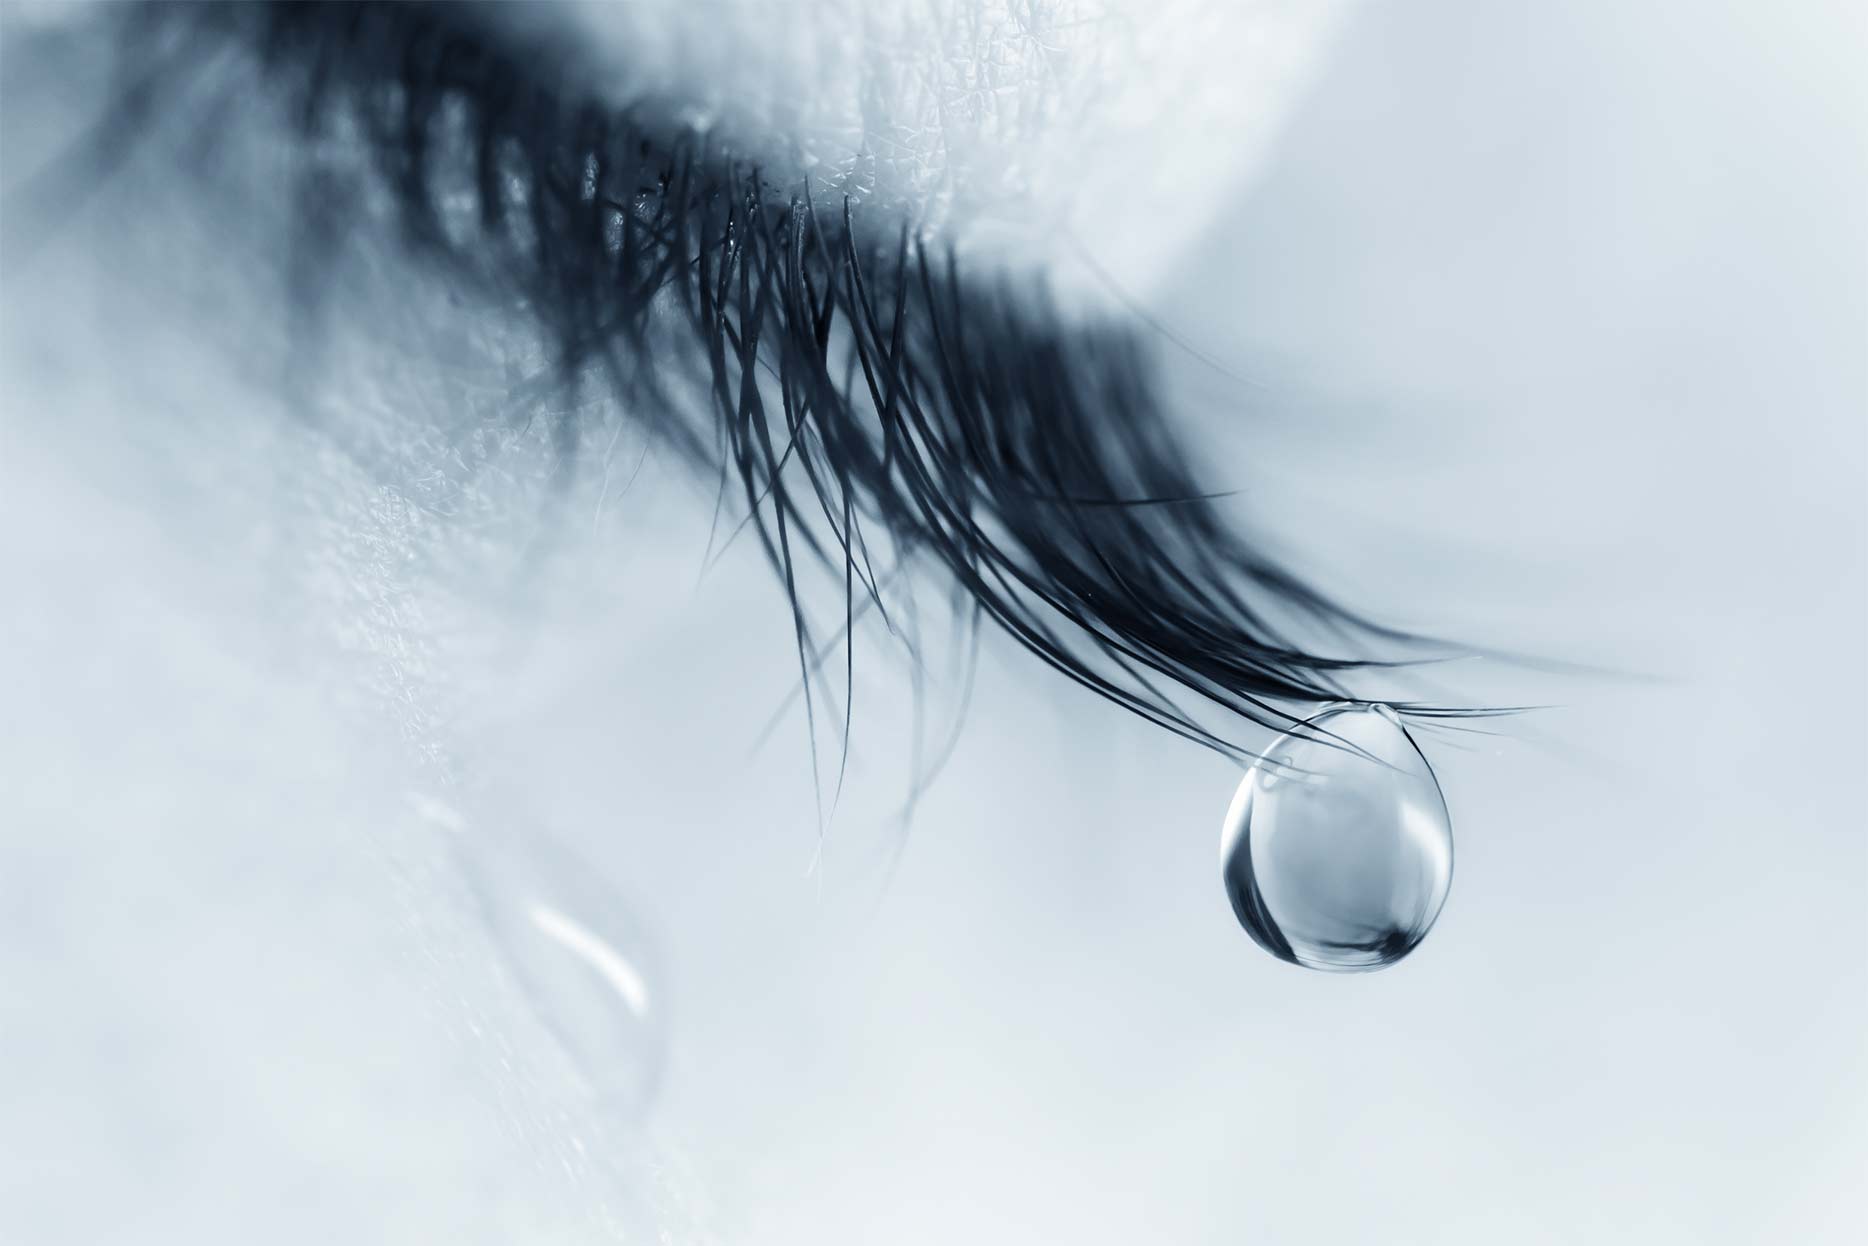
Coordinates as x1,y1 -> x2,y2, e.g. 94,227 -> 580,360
91,0 -> 1474,769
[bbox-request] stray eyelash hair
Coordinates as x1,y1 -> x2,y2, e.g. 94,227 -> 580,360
77,0 -> 1482,777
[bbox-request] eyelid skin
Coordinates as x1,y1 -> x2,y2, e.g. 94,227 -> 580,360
56,0 -> 1481,768
516,0 -> 1353,297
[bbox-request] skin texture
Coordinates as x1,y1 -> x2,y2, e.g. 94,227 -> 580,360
2,3 -> 1864,1244
534,0 -> 1348,292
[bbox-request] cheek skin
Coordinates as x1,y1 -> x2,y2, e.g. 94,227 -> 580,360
0,42 -> 713,1238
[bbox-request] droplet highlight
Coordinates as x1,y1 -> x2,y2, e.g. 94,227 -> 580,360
463,828 -> 667,1110
1220,703 -> 1453,972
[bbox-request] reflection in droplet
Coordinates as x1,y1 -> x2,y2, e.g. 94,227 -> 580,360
460,827 -> 666,1111
1220,704 -> 1453,972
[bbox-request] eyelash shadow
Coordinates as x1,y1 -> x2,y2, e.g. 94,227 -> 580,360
101,0 -> 1478,779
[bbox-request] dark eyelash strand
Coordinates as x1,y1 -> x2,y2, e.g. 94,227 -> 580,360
118,0 -> 1479,771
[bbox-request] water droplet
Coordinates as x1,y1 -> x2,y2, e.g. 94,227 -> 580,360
461,828 -> 667,1110
1220,704 -> 1453,972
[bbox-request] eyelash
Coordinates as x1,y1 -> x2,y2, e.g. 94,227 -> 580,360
89,0 -> 1463,769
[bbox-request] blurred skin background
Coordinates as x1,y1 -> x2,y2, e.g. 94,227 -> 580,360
1,2 -> 1863,1243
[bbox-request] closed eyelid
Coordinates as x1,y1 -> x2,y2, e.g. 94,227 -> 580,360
43,0 -> 1474,767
